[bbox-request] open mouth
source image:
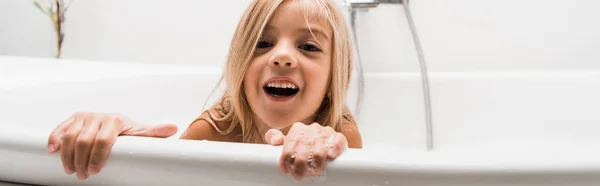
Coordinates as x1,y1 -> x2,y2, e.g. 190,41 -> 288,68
263,81 -> 299,98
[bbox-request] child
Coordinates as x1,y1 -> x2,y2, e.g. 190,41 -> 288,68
46,0 -> 363,181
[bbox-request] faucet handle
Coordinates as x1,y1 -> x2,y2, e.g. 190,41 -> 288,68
347,0 -> 380,8
346,0 -> 403,9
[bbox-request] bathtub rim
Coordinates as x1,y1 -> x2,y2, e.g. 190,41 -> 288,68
2,129 -> 600,177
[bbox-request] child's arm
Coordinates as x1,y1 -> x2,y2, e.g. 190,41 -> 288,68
339,121 -> 363,149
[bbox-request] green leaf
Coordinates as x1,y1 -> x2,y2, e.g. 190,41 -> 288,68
34,1 -> 43,12
34,1 -> 49,15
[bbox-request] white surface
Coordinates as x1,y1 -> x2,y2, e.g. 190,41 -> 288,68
2,56 -> 600,186
0,0 -> 418,73
0,182 -> 32,186
0,0 -> 249,67
0,55 -> 426,149
3,130 -> 600,186
410,0 -> 600,71
352,4 -> 421,72
408,0 -> 600,150
428,71 -> 600,150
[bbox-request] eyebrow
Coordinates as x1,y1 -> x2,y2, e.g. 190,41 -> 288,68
264,25 -> 331,41
299,27 -> 331,41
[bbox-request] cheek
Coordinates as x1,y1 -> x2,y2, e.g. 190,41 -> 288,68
304,61 -> 330,99
243,60 -> 263,96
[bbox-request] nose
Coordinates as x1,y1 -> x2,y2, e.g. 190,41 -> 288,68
268,43 -> 298,69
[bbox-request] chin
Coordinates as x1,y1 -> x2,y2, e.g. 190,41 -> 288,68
258,112 -> 296,129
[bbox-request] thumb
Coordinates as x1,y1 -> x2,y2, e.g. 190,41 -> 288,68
122,123 -> 178,138
265,129 -> 284,146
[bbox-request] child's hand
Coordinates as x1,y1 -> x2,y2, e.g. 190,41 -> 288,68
47,112 -> 178,180
265,122 -> 348,180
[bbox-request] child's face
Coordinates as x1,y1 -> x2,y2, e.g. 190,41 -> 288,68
244,0 -> 332,129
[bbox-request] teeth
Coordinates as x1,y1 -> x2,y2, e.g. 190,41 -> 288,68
267,82 -> 298,89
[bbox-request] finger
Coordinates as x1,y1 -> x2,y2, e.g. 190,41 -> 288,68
279,124 -> 304,174
280,133 -> 300,174
61,118 -> 84,175
326,132 -> 348,159
48,115 -> 75,153
309,138 -> 328,176
74,118 -> 100,180
87,117 -> 121,176
292,136 -> 314,180
265,129 -> 284,146
320,126 -> 338,158
122,123 -> 178,138
291,128 -> 316,180
303,123 -> 324,176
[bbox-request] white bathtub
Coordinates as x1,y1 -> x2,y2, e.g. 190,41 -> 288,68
1,55 -> 600,186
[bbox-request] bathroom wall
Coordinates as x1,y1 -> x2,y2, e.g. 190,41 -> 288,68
410,0 -> 600,150
0,0 -> 250,67
0,0 -> 419,71
410,0 -> 600,72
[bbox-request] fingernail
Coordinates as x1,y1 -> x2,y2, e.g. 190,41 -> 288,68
76,172 -> 88,180
88,167 -> 98,175
64,167 -> 74,174
328,149 -> 336,157
293,174 -> 304,181
47,144 -> 55,152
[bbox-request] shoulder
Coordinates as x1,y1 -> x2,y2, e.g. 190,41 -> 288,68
179,109 -> 241,142
338,115 -> 363,149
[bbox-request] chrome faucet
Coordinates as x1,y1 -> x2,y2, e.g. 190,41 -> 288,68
345,0 -> 404,8
343,0 -> 435,151
343,0 -> 404,119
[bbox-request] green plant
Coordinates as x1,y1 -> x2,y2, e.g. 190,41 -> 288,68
34,0 -> 75,58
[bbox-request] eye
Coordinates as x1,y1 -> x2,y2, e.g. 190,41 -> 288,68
298,43 -> 322,52
256,40 -> 273,49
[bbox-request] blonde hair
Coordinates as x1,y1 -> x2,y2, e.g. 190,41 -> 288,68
206,0 -> 356,142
